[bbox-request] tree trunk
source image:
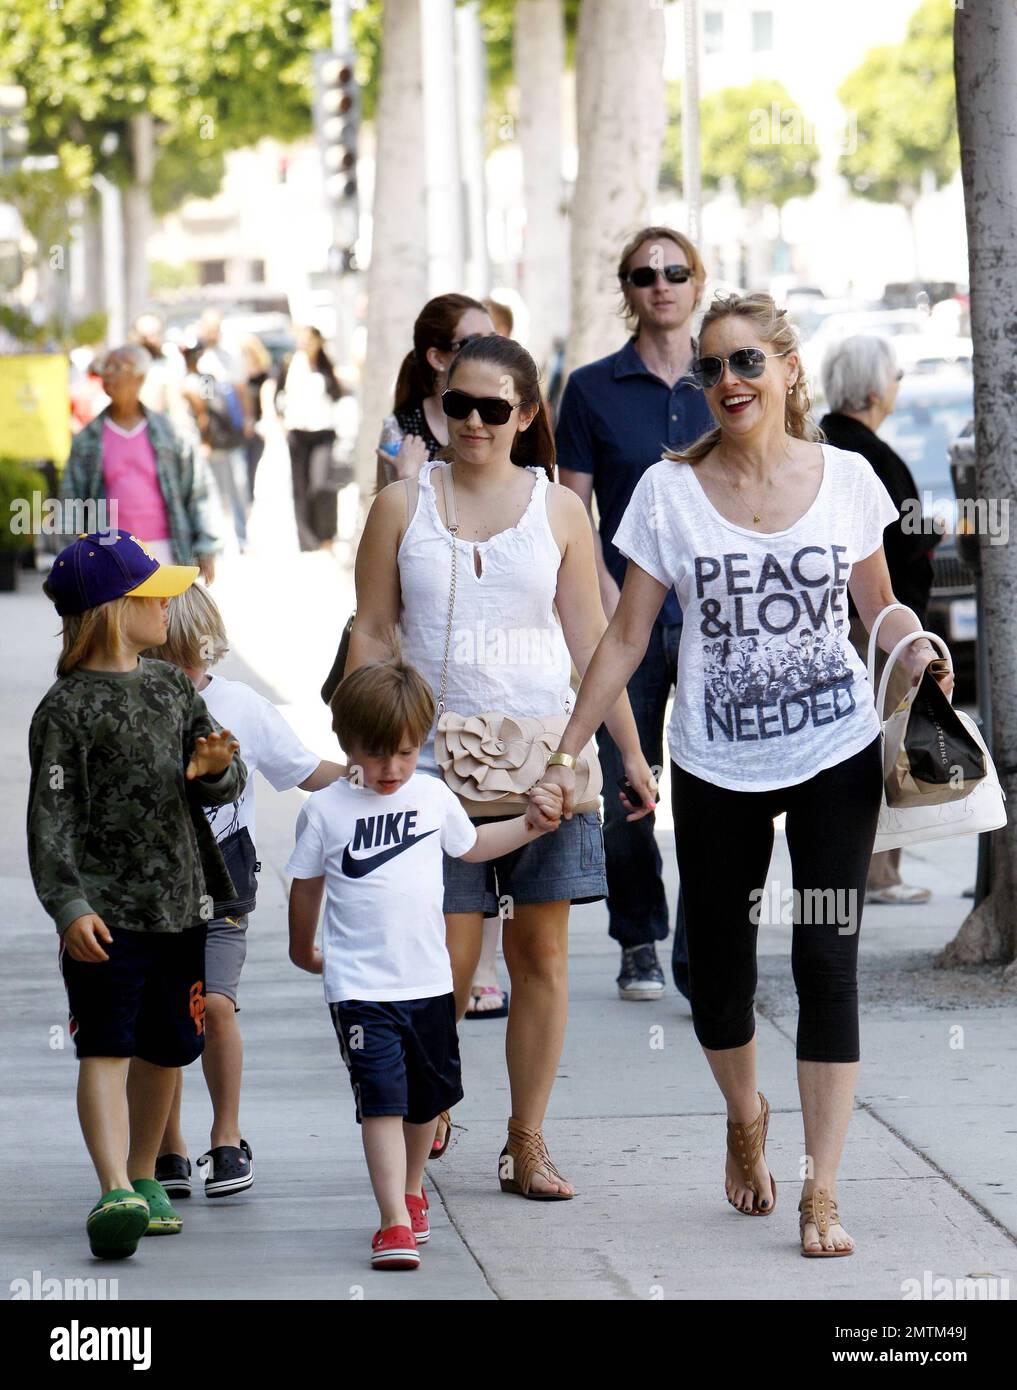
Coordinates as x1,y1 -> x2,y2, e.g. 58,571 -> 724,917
122,112 -> 155,330
515,0 -> 569,375
565,0 -> 666,378
355,0 -> 429,494
937,2 -> 1017,980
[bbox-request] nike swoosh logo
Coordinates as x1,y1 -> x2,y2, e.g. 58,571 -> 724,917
341,829 -> 438,878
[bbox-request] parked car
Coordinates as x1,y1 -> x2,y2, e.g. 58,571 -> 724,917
878,373 -> 977,695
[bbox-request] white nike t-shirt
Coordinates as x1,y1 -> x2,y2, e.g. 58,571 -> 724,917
285,773 -> 478,1003
612,444 -> 899,792
200,674 -> 320,846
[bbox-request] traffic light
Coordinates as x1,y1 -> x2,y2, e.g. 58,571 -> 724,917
314,52 -> 359,208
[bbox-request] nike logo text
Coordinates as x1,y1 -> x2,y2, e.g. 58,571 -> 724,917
341,817 -> 438,878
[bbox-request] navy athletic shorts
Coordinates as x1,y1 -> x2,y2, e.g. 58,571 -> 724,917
59,924 -> 207,1066
328,993 -> 463,1125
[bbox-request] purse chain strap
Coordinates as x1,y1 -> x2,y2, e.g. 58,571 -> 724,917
435,463 -> 460,717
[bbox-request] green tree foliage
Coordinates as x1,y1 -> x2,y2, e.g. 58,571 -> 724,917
662,79 -> 818,207
0,0 -> 331,214
837,0 -> 958,204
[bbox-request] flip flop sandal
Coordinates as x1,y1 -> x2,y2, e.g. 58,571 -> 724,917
464,985 -> 509,1020
799,1189 -> 854,1257
429,1111 -> 453,1160
726,1091 -> 777,1215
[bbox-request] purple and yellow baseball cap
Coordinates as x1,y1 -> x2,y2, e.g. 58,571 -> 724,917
45,530 -> 199,617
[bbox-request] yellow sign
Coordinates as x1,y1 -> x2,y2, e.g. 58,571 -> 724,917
0,354 -> 71,464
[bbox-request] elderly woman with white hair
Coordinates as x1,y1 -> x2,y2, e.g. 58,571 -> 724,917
60,343 -> 222,583
820,333 -> 937,906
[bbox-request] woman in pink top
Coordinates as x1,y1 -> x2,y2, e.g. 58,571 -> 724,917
60,345 -> 221,582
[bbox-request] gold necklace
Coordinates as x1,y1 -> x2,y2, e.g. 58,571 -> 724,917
721,473 -> 774,526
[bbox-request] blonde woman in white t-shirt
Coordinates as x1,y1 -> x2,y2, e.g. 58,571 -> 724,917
543,293 -> 954,1257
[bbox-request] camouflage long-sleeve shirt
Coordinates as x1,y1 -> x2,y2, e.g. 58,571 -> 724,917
27,659 -> 248,935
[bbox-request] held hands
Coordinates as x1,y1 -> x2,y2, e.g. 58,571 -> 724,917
525,782 -> 564,834
186,728 -> 241,781
64,914 -> 113,963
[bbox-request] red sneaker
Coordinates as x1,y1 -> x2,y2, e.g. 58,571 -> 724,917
405,1191 -> 430,1243
371,1225 -> 420,1270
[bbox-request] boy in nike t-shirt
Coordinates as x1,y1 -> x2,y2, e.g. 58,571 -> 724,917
286,658 -> 563,1271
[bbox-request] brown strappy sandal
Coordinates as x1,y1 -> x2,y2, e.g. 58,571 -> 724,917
799,1189 -> 854,1257
498,1118 -> 574,1200
725,1091 -> 777,1215
429,1110 -> 452,1160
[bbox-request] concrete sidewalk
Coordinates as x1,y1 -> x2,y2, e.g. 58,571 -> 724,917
2,542 -> 1015,1301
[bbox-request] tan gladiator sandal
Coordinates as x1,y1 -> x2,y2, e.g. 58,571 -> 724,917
799,1188 -> 854,1257
498,1118 -> 574,1201
725,1091 -> 777,1215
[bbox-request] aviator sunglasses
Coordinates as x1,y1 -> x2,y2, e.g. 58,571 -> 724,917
620,264 -> 692,288
691,347 -> 791,390
442,388 -> 525,426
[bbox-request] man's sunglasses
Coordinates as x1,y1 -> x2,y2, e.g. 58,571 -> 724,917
620,264 -> 692,288
691,347 -> 791,390
442,388 -> 524,426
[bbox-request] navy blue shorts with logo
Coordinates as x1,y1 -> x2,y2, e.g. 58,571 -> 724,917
59,924 -> 207,1066
328,994 -> 463,1125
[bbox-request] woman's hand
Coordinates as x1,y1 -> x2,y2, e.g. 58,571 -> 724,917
377,433 -> 430,482
538,762 -> 576,819
620,749 -> 659,821
186,728 -> 241,780
899,640 -> 954,698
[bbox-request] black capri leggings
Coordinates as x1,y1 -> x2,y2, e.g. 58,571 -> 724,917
672,735 -> 883,1063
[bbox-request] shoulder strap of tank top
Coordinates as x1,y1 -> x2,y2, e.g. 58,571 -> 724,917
402,476 -> 418,528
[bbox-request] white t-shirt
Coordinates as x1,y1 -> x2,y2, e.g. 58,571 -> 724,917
612,443 -> 900,792
201,674 -> 320,845
285,773 -> 478,1004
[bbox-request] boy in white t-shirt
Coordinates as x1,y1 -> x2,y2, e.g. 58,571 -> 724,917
141,585 -> 343,1199
287,659 -> 563,1271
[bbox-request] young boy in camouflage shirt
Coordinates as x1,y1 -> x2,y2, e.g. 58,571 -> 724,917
27,530 -> 247,1259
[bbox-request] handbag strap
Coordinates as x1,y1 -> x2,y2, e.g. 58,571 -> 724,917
435,464 -> 460,716
866,603 -> 916,690
876,628 -> 952,722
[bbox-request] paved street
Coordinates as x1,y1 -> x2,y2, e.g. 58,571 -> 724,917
3,443 -> 1016,1301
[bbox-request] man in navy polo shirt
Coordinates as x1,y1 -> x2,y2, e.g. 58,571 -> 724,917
556,226 -> 714,1002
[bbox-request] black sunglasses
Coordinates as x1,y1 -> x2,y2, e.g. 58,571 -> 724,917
620,264 -> 692,288
442,388 -> 524,426
446,332 -> 485,353
691,347 -> 790,390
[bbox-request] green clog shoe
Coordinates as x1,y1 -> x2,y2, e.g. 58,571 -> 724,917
132,1178 -> 183,1235
86,1189 -> 151,1259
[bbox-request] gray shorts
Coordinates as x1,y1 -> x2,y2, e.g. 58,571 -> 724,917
204,914 -> 249,1008
442,809 -> 607,916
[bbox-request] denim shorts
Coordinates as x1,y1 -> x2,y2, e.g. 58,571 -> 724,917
442,809 -> 607,916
